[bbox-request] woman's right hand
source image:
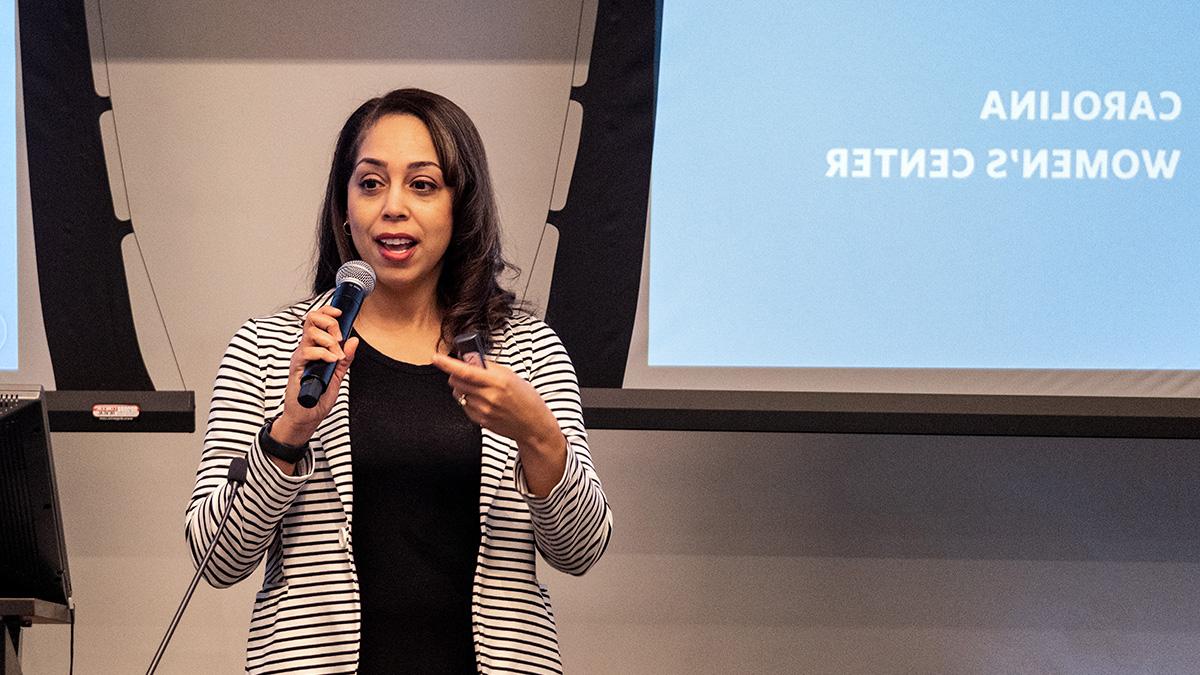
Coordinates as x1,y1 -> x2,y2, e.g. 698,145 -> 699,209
272,306 -> 359,447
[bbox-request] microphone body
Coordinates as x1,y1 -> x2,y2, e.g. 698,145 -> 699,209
297,261 -> 376,408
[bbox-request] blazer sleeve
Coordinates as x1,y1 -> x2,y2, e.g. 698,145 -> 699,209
514,321 -> 614,575
184,318 -> 315,588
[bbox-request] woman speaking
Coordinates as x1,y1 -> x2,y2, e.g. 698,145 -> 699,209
185,88 -> 613,673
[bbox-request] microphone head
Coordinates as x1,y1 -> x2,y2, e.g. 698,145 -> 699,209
335,260 -> 376,296
226,456 -> 249,483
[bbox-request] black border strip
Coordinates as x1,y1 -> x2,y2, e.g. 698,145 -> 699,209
581,389 -> 1200,438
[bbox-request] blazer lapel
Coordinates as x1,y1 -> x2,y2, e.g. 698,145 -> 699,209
478,326 -> 519,520
316,362 -> 356,525
294,289 -> 355,524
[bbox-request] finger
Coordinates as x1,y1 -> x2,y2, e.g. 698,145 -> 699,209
307,311 -> 344,343
297,345 -> 341,364
460,406 -> 485,427
302,331 -> 345,361
313,305 -> 343,318
305,307 -> 343,327
329,338 -> 359,389
332,337 -> 359,376
302,325 -> 338,353
447,375 -> 487,398
431,352 -> 469,375
342,336 -> 360,362
452,390 -> 487,419
432,353 -> 490,385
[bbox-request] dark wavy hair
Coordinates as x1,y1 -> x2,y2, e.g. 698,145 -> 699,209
312,88 -> 516,349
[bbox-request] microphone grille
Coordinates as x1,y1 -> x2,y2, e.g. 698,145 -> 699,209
335,260 -> 376,295
227,456 -> 249,483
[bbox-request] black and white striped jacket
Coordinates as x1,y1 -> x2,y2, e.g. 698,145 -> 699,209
186,293 -> 613,673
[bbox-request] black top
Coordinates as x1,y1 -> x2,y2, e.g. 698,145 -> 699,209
350,336 -> 482,673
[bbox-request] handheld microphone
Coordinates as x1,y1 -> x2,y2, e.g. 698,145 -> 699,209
146,457 -> 248,675
297,261 -> 376,408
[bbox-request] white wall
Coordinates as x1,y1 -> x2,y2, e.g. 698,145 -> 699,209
19,2 -> 1200,673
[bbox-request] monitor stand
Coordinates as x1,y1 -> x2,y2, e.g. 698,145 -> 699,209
0,599 -> 71,675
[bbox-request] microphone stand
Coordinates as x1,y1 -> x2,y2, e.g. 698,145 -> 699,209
146,456 -> 248,675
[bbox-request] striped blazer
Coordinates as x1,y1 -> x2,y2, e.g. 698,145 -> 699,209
186,293 -> 613,673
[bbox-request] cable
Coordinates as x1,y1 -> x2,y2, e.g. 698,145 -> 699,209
522,0 -> 591,307
69,605 -> 75,675
145,458 -> 247,675
94,0 -> 188,390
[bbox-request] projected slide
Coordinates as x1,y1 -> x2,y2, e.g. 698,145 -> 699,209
2,0 -> 15,371
649,3 -> 1198,370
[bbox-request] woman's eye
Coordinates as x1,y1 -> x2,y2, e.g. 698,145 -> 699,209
410,178 -> 439,193
359,178 -> 383,191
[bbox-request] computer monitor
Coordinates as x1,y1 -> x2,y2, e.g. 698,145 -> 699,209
0,385 -> 71,606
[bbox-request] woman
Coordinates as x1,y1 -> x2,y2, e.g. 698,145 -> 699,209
186,88 -> 612,674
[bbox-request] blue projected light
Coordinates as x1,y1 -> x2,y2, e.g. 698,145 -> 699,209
649,2 -> 1198,370
1,0 -> 15,371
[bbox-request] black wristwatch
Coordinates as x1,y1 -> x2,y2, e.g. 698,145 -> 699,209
259,415 -> 309,464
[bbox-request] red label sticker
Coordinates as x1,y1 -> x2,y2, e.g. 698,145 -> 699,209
92,404 -> 141,421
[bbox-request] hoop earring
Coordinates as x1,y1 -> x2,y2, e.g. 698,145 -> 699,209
343,220 -> 351,237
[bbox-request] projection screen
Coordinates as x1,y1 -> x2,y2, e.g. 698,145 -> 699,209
580,1 -> 1200,436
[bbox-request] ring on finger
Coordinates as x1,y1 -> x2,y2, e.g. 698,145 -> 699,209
457,393 -> 468,407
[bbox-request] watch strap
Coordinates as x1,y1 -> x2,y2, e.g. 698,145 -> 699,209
259,416 -> 309,464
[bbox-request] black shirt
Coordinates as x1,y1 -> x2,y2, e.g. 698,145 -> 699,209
350,336 -> 482,673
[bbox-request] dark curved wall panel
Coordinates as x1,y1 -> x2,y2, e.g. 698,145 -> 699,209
19,0 -> 153,390
544,0 -> 656,388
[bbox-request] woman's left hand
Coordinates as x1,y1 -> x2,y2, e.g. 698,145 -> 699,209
431,353 -> 562,450
432,352 -> 567,494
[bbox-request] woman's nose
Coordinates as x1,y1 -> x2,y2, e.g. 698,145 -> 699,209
382,185 -> 409,219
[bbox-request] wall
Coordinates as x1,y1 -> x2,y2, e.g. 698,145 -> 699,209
19,2 -> 1200,673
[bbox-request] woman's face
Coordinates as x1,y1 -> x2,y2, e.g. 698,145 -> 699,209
346,113 -> 454,297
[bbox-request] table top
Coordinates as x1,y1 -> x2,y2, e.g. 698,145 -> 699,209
0,598 -> 72,624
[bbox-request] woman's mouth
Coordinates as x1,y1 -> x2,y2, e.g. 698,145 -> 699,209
375,234 -> 418,261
